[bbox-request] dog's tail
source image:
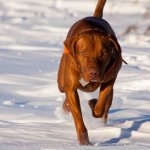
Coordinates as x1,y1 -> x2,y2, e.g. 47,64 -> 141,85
94,0 -> 106,18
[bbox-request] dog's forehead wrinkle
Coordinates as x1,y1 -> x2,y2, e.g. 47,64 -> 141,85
76,38 -> 92,52
76,40 -> 86,51
80,34 -> 103,49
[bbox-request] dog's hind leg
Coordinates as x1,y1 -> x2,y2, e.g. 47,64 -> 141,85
102,88 -> 113,125
63,98 -> 70,113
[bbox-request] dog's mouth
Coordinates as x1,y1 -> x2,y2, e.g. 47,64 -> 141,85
80,66 -> 105,84
79,77 -> 99,87
79,75 -> 104,87
83,73 -> 104,83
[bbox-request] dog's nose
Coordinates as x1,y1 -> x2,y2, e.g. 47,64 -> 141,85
89,68 -> 99,77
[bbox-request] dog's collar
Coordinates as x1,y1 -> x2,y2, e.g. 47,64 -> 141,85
64,44 -> 69,54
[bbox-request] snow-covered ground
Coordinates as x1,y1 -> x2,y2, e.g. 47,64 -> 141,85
0,0 -> 150,149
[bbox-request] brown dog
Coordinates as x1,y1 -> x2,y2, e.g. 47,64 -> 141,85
57,0 -> 126,145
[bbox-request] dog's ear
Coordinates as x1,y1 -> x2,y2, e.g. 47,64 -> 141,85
108,36 -> 128,64
108,36 -> 122,54
64,38 -> 76,57
64,37 -> 81,68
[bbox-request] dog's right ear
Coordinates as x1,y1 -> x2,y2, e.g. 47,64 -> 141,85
64,39 -> 71,54
64,38 -> 76,57
64,37 -> 80,68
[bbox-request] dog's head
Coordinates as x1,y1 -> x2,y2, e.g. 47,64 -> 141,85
64,31 -> 120,83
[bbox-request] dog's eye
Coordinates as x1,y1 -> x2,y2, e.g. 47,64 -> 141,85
80,51 -> 87,57
99,49 -> 105,57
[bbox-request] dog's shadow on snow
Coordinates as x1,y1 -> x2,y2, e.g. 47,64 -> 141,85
101,114 -> 150,146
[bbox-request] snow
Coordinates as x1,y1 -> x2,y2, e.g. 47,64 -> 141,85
0,0 -> 150,149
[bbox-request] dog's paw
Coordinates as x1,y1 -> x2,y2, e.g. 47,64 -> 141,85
88,99 -> 98,117
102,119 -> 108,126
77,129 -> 91,145
102,115 -> 108,126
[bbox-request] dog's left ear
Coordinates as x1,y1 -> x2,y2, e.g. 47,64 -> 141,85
108,36 -> 127,64
108,36 -> 122,55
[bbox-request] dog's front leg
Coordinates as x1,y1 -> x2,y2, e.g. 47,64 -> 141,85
65,89 -> 90,145
89,78 -> 116,119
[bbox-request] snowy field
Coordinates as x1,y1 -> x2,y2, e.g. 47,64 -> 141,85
0,0 -> 150,149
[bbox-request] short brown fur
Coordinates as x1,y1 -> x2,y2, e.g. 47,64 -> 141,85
57,0 -> 124,145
